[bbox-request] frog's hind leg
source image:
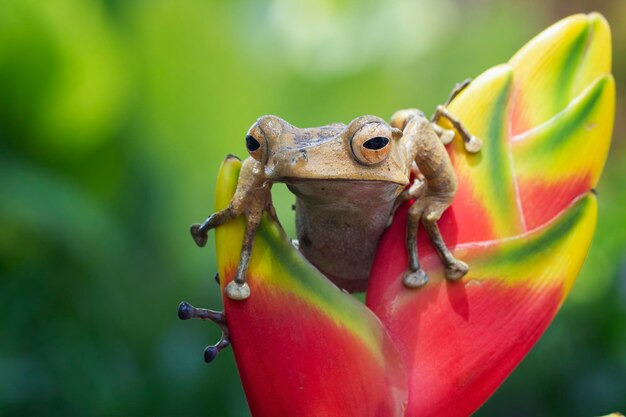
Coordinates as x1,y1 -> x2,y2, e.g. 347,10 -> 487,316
403,203 -> 429,288
403,200 -> 469,288
178,301 -> 230,363
421,205 -> 468,280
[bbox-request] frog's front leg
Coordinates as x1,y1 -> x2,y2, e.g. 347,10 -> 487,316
393,112 -> 470,288
227,197 -> 264,300
190,156 -> 270,300
431,105 -> 482,153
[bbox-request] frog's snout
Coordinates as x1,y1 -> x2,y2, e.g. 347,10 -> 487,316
264,148 -> 309,179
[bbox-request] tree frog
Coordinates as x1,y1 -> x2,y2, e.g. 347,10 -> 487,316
189,82 -> 482,301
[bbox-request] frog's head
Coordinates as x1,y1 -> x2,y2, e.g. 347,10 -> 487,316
243,115 -> 410,185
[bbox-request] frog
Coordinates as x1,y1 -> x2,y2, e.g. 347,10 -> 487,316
179,80 -> 482,361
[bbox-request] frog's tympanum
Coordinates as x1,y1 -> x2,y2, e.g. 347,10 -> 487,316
179,82 -> 482,361
190,82 -> 482,300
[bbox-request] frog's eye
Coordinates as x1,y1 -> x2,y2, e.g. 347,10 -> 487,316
350,123 -> 392,165
363,137 -> 390,150
246,135 -> 261,152
245,126 -> 268,163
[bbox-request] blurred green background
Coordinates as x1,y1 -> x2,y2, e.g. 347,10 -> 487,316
1,0 -> 625,415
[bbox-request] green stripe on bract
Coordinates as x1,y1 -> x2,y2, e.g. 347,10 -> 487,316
473,193 -> 594,269
484,75 -> 517,224
255,218 -> 386,360
522,76 -> 607,154
555,24 -> 590,111
497,194 -> 591,265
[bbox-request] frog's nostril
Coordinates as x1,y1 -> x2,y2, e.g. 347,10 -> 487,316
290,149 -> 308,165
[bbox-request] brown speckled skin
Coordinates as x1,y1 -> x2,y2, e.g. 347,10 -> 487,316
232,112 -> 457,292
190,110 -> 466,299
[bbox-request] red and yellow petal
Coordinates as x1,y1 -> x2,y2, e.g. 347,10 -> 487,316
214,157 -> 407,417
441,65 -> 522,244
509,13 -> 611,135
368,194 -> 597,417
367,12 -> 613,417
512,74 -> 614,229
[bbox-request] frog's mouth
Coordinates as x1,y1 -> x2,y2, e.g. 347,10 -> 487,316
281,177 -> 408,186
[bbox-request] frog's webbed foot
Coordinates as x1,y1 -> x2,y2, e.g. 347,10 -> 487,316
224,282 -> 251,300
190,224 -> 208,247
178,301 -> 230,363
403,268 -> 429,288
432,124 -> 456,145
445,259 -> 469,281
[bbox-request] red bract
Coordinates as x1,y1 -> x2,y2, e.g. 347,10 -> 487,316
210,13 -> 614,417
214,158 -> 407,417
366,13 -> 613,417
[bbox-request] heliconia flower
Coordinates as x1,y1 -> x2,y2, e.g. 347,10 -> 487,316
209,12 -> 615,417
214,157 -> 407,417
366,12 -> 614,417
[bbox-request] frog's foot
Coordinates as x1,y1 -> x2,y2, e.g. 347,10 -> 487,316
445,259 -> 469,281
203,337 -> 231,363
190,205 -> 240,248
403,268 -> 429,288
464,136 -> 482,153
225,281 -> 251,300
178,301 -> 230,363
431,123 -> 456,145
439,129 -> 455,145
190,223 -> 208,247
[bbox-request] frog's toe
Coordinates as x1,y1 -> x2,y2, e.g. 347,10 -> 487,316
440,129 -> 455,145
190,223 -> 208,247
403,268 -> 429,288
464,136 -> 483,153
225,281 -> 251,300
445,259 -> 469,281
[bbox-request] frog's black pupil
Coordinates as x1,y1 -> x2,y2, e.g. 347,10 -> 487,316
363,137 -> 389,150
246,135 -> 260,152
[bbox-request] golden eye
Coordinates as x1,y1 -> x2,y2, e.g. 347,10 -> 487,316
350,123 -> 392,165
245,125 -> 268,163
